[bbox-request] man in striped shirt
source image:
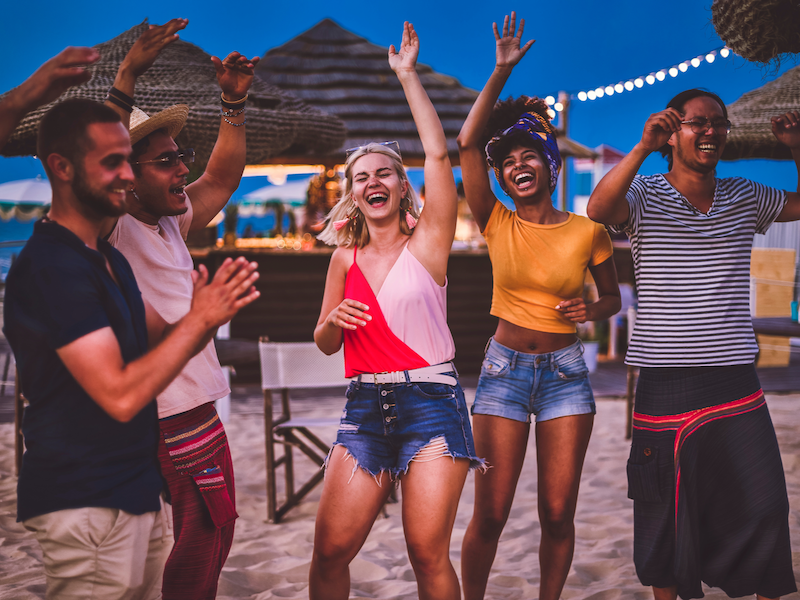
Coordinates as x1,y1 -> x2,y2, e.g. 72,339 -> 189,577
588,89 -> 800,600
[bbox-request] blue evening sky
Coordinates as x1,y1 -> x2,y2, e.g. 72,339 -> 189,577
0,0 -> 798,190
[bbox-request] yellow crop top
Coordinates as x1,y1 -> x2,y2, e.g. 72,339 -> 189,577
483,202 -> 614,333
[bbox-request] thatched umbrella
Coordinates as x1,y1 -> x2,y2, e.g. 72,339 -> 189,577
0,21 -> 346,169
256,19 -> 597,167
722,65 -> 800,160
712,0 -> 800,65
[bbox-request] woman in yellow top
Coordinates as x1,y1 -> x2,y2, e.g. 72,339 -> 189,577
457,13 -> 621,600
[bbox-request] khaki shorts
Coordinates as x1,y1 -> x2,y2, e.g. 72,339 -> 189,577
24,500 -> 174,600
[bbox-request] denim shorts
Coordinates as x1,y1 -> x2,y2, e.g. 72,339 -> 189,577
332,373 -> 484,480
472,338 -> 596,423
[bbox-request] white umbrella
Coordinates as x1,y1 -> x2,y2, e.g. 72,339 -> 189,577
0,176 -> 51,222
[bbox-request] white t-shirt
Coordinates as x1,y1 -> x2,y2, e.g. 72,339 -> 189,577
108,200 -> 229,418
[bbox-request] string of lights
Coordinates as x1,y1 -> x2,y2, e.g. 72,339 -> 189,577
543,46 -> 733,116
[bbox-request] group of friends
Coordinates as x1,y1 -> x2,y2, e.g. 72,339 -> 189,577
2,12 -> 800,600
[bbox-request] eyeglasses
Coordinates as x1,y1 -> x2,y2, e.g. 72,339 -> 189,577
132,149 -> 195,168
680,119 -> 731,134
345,141 -> 401,159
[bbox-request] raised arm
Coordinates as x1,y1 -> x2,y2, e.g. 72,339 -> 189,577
57,257 -> 259,422
587,108 -> 681,225
0,47 -> 99,150
104,19 -> 188,127
457,13 -> 534,231
771,111 -> 800,222
389,22 -> 457,284
185,51 -> 260,231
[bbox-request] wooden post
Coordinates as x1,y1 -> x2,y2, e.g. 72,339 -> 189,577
557,91 -> 570,212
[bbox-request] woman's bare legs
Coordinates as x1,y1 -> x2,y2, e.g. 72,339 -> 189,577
535,413 -> 594,600
461,414 -> 530,600
401,454 -> 470,600
309,446 -> 394,600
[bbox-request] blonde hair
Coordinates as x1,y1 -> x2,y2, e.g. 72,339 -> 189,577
317,143 -> 421,247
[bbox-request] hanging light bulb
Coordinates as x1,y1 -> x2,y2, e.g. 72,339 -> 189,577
547,108 -> 556,119
646,74 -> 655,85
720,47 -> 730,58
679,62 -> 689,72
691,57 -> 701,67
624,81 -> 634,91
705,52 -> 716,63
578,91 -> 587,101
545,95 -> 556,105
656,70 -> 666,81
554,102 -> 563,112
634,78 -> 644,88
587,90 -> 597,100
595,87 -> 605,98
604,85 -> 614,95
615,83 -> 624,93
669,67 -> 678,77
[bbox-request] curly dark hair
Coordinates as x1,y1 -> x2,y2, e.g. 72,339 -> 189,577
482,95 -> 554,147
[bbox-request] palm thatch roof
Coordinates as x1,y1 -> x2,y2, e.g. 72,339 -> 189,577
256,19 -> 596,166
0,21 -> 346,168
722,65 -> 800,160
712,0 -> 800,65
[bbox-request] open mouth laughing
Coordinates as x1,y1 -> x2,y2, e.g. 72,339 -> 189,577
513,172 -> 535,191
366,192 -> 388,206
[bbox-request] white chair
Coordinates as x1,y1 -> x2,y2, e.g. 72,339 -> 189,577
258,338 -> 348,523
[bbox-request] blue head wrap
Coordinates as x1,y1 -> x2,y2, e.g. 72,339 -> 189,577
485,111 -> 562,195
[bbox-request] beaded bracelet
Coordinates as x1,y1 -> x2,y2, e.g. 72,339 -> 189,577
221,106 -> 245,118
223,116 -> 247,127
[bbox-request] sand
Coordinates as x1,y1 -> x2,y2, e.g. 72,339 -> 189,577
1,391 -> 799,599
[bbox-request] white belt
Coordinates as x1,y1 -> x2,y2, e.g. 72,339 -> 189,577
351,362 -> 457,386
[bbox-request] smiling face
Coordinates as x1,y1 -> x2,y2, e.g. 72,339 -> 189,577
130,130 -> 190,225
501,143 -> 550,202
669,96 -> 728,174
72,122 -> 134,218
350,152 -> 408,224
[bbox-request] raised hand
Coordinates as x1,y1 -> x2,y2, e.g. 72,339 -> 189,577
190,257 -> 260,328
211,52 -> 260,101
638,108 -> 682,153
771,111 -> 800,150
388,22 -> 419,74
326,299 -> 372,330
493,12 -> 535,68
122,18 -> 188,78
11,46 -> 100,112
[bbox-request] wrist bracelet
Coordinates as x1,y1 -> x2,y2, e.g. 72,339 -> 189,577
223,116 -> 247,127
220,92 -> 247,109
107,86 -> 134,113
221,106 -> 245,118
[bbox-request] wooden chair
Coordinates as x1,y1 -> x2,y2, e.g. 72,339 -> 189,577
258,338 -> 348,523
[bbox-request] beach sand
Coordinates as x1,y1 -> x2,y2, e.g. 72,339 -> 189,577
1,391 -> 799,599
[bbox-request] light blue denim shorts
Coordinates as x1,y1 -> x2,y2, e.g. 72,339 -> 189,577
472,338 -> 596,423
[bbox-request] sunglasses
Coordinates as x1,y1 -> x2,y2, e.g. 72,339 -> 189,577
132,149 -> 196,168
345,141 -> 401,159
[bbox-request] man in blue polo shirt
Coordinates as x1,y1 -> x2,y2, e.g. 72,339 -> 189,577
3,95 -> 259,599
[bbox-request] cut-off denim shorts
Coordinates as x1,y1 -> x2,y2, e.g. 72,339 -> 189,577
332,370 -> 485,481
472,337 -> 596,423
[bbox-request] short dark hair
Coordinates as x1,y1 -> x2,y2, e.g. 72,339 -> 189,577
659,89 -> 728,170
37,99 -> 122,177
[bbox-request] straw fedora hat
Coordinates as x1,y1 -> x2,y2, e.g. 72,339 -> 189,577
129,104 -> 189,145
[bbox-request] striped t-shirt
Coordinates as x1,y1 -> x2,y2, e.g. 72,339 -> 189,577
611,174 -> 786,367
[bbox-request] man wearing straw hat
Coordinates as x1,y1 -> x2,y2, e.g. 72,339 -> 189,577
101,20 -> 260,600
588,90 -> 800,600
2,49 -> 260,599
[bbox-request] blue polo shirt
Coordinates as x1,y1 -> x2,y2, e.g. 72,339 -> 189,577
4,219 -> 162,522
